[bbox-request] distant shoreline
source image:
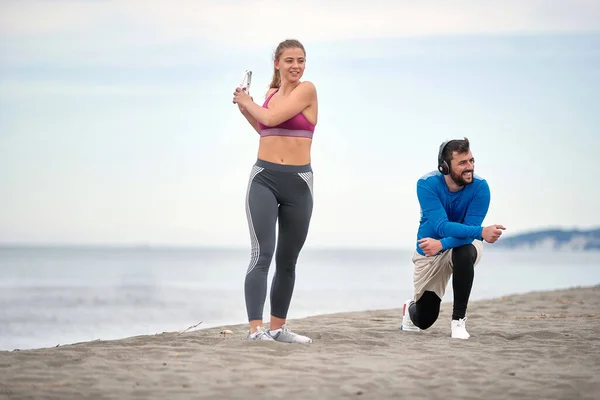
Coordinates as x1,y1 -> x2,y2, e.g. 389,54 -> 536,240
1,243 -> 599,253
495,227 -> 600,252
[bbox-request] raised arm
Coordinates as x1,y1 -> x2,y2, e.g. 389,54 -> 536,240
417,179 -> 486,239
439,181 -> 491,250
240,107 -> 261,134
235,81 -> 316,127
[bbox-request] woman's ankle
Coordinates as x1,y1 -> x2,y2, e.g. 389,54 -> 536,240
249,320 -> 263,334
269,316 -> 286,331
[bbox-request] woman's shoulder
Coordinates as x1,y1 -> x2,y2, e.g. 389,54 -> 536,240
297,81 -> 317,93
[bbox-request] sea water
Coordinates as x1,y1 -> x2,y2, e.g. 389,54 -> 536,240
1,245 -> 599,351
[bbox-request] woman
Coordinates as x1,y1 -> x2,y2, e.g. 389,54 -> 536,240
232,38 -> 318,343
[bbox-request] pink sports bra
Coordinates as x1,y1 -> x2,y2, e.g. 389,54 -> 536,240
257,88 -> 316,139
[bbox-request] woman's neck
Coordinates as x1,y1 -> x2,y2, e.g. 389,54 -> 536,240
278,81 -> 300,96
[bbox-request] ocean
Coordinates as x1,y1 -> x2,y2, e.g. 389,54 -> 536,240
1,245 -> 599,351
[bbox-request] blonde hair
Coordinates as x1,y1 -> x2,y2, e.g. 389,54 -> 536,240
268,39 -> 306,89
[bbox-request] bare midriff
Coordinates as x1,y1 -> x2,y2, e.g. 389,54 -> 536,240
257,136 -> 312,165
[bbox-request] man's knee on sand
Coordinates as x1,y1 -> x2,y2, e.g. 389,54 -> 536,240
410,291 -> 441,330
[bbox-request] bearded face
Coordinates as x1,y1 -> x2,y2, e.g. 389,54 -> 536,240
448,150 -> 475,187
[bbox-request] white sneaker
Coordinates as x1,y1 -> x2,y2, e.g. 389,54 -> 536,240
451,318 -> 470,339
400,299 -> 420,332
246,326 -> 275,341
269,324 -> 312,344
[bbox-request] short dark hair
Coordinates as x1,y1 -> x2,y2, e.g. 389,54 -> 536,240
442,137 -> 470,166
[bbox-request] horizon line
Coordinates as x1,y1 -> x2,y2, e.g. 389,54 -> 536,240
0,242 -> 414,251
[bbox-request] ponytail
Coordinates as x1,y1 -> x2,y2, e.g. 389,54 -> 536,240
269,66 -> 281,89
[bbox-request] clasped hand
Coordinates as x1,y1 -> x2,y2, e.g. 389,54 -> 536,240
232,87 -> 251,107
418,238 -> 443,257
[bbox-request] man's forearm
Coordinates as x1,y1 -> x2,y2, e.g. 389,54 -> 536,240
436,221 -> 483,239
440,236 -> 475,250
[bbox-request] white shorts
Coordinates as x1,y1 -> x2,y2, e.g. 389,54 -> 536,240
411,240 -> 484,302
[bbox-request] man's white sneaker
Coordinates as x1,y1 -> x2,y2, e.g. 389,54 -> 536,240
451,318 -> 470,339
400,299 -> 420,332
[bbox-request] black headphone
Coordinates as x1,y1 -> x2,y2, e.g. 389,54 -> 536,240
437,140 -> 451,175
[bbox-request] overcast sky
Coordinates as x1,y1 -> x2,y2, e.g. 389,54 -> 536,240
1,0 -> 599,249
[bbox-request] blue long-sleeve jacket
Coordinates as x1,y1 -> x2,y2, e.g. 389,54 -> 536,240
415,171 -> 490,256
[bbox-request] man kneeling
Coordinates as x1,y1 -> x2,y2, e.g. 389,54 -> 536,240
400,138 -> 505,339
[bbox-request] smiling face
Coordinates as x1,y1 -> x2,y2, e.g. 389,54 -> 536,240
274,47 -> 306,84
448,150 -> 475,187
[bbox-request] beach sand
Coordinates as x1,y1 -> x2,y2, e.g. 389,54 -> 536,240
1,285 -> 599,400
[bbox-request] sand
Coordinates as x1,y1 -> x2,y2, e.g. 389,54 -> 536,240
1,285 -> 599,400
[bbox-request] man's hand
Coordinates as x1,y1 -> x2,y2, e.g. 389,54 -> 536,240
418,238 -> 443,257
482,224 -> 506,243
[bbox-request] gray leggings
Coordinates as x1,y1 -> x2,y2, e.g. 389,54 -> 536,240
244,159 -> 314,322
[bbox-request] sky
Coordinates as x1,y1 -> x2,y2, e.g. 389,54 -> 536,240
1,0 -> 599,249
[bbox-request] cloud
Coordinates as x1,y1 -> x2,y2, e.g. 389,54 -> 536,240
0,80 -> 196,99
1,0 -> 598,69
1,0 -> 599,45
